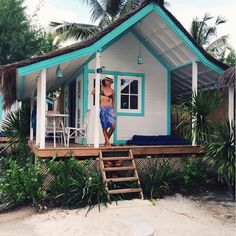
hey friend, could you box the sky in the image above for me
[23,0,236,50]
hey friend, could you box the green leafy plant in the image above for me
[141,159,180,198]
[83,168,110,215]
[0,158,43,205]
[45,158,88,207]
[175,90,222,144]
[179,158,215,193]
[204,121,235,199]
[1,103,30,141]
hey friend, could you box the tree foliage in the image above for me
[190,13,235,65]
[0,0,53,65]
[50,0,168,45]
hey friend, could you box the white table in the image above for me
[46,113,69,148]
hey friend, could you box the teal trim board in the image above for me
[18,4,154,77]
[153,5,224,74]
[0,95,2,121]
[113,73,129,145]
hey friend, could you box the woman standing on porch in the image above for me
[91,76,116,147]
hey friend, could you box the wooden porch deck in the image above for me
[28,141,203,158]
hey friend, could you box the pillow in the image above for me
[132,135,157,141]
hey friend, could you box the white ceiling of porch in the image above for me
[18,55,91,99]
[133,11,197,69]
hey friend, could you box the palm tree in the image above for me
[175,90,222,145]
[190,13,231,61]
[204,121,235,199]
[50,0,168,45]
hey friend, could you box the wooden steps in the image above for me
[106,177,138,182]
[103,166,135,171]
[99,149,143,199]
[108,188,143,195]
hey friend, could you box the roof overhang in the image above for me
[0,0,228,107]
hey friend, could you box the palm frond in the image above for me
[206,35,229,51]
[50,21,99,41]
[215,15,227,25]
[83,0,108,22]
[191,19,201,43]
[119,0,137,16]
[175,90,222,144]
[106,0,123,21]
[204,121,235,189]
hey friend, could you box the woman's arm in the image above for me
[112,90,116,119]
[91,88,95,95]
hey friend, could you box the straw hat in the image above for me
[102,76,113,83]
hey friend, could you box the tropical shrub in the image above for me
[0,158,43,205]
[204,121,235,198]
[83,168,110,214]
[1,103,30,141]
[141,159,180,198]
[175,90,222,144]
[179,158,216,194]
[45,158,88,207]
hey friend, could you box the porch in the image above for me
[28,140,202,158]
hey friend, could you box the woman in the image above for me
[91,76,116,147]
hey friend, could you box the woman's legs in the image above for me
[102,128,110,147]
[107,123,115,139]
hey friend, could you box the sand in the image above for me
[0,194,235,236]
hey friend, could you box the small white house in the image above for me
[0,0,231,149]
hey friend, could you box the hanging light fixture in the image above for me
[137,21,143,65]
[56,64,63,79]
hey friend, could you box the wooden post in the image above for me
[36,69,46,149]
[192,61,198,146]
[94,51,101,148]
[228,86,235,125]
[36,78,41,146]
[30,94,34,141]
[39,69,46,149]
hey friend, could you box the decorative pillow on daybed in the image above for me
[126,135,191,146]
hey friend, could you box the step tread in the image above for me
[103,166,135,171]
[101,157,132,161]
[108,188,142,194]
[106,177,138,182]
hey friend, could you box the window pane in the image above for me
[121,79,129,93]
[130,95,138,109]
[130,80,138,94]
[121,95,129,109]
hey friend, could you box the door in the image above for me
[69,80,76,127]
[75,75,83,143]
[88,73,115,144]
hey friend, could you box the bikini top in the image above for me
[100,89,113,99]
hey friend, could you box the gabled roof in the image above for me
[0,0,229,108]
[0,0,228,72]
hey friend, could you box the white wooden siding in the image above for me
[87,32,167,143]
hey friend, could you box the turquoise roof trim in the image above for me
[153,5,224,74]
[18,4,154,77]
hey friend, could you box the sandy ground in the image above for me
[0,194,235,236]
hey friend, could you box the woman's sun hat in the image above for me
[102,76,113,83]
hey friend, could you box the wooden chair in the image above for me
[65,109,91,147]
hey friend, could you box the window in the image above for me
[117,75,144,115]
